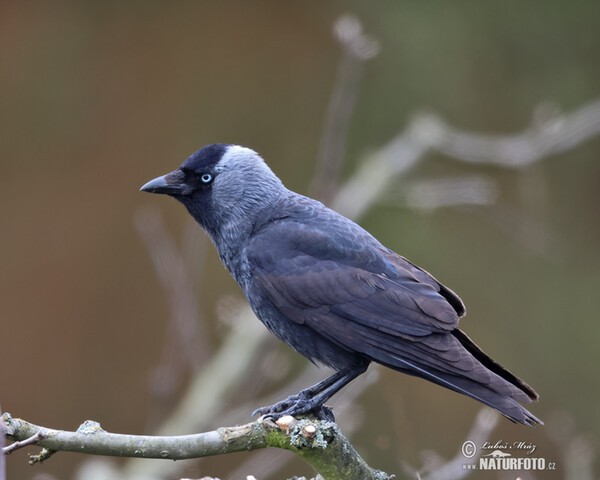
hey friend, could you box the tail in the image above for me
[450,329,542,425]
[372,329,542,426]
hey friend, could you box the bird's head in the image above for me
[141,143,285,238]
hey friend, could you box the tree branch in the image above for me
[332,98,600,219]
[2,413,388,480]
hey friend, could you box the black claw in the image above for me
[251,393,301,420]
[251,407,265,418]
[260,412,277,422]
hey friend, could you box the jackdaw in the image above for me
[141,143,541,425]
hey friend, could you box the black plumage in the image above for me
[141,144,541,425]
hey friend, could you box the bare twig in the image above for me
[333,99,600,219]
[310,14,380,204]
[400,176,499,210]
[134,207,209,427]
[2,413,389,480]
[3,431,45,455]
[134,206,208,369]
[430,99,600,167]
[331,125,430,219]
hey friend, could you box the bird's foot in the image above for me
[252,391,307,418]
[252,393,335,422]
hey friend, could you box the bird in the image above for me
[141,143,542,426]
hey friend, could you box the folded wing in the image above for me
[246,218,540,425]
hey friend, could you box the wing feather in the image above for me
[246,220,460,336]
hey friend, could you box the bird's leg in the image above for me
[252,370,348,417]
[252,365,367,421]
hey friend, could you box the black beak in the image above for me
[140,169,191,195]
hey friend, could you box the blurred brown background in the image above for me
[2,1,599,479]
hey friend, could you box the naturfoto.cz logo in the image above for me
[461,440,557,471]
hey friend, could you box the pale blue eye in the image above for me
[201,173,213,183]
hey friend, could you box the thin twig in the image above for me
[333,99,600,220]
[134,206,209,427]
[134,206,208,368]
[310,14,380,204]
[430,99,600,167]
[3,431,45,455]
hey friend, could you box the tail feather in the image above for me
[452,329,539,402]
[367,328,542,425]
